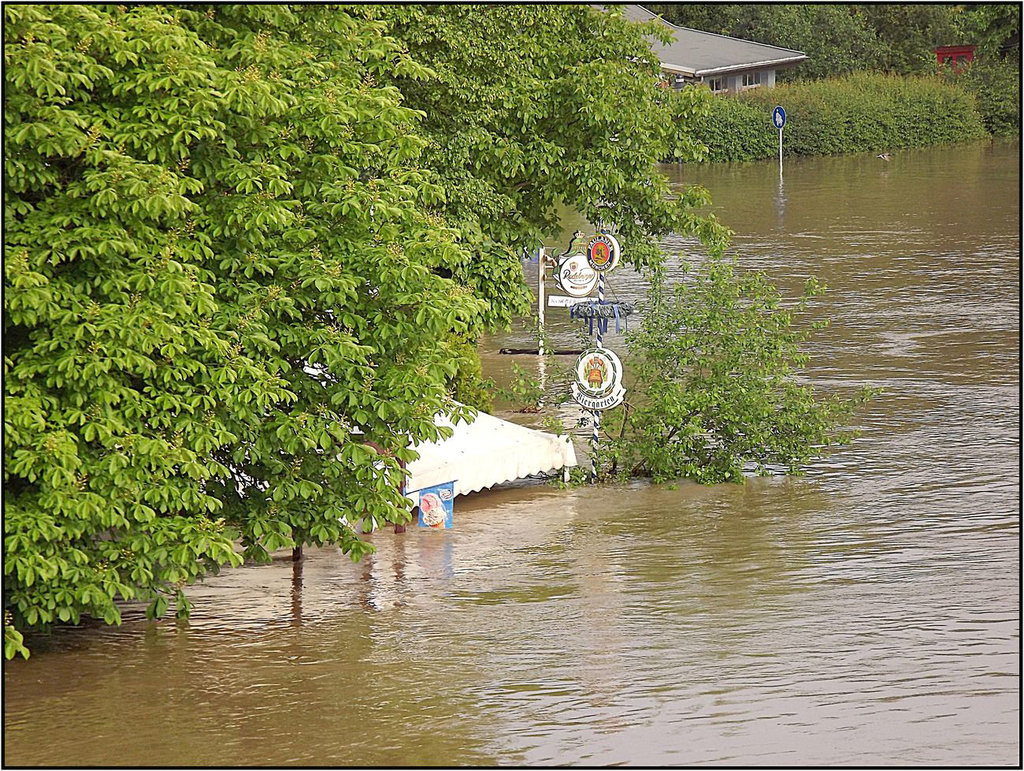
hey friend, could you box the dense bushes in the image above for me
[690,73,990,163]
[946,59,1021,137]
[689,96,777,163]
[603,266,872,485]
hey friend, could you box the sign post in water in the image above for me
[772,106,786,171]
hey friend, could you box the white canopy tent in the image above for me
[405,410,577,498]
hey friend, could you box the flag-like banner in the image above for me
[412,481,455,528]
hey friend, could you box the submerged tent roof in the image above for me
[618,4,806,77]
[406,410,577,497]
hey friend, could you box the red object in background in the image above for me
[934,45,975,71]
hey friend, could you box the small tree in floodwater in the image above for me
[599,256,875,484]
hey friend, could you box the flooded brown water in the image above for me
[4,141,1019,766]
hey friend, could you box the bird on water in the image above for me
[877,152,893,161]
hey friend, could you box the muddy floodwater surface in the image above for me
[3,141,1019,767]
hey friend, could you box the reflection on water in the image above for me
[4,142,1019,766]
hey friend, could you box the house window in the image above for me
[706,77,726,93]
[741,71,762,89]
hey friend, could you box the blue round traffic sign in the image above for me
[772,106,787,129]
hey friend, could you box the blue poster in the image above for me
[414,481,455,529]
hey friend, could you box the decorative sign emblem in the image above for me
[571,348,625,411]
[586,233,620,273]
[414,481,455,529]
[554,253,598,297]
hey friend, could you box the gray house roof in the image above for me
[618,4,807,77]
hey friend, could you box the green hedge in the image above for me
[689,72,990,163]
[945,60,1021,137]
[688,95,777,163]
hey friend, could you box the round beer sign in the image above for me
[554,253,598,297]
[586,233,620,273]
[571,347,626,411]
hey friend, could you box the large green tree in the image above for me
[4,4,484,658]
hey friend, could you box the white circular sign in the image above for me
[571,347,626,411]
[554,253,598,297]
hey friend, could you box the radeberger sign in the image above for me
[571,347,625,411]
[586,233,620,273]
[554,253,598,297]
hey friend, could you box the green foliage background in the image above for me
[944,58,1022,137]
[691,73,990,163]
[648,3,1020,79]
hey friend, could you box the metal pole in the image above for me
[778,128,783,174]
[537,247,545,357]
[537,354,547,410]
[591,271,606,484]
